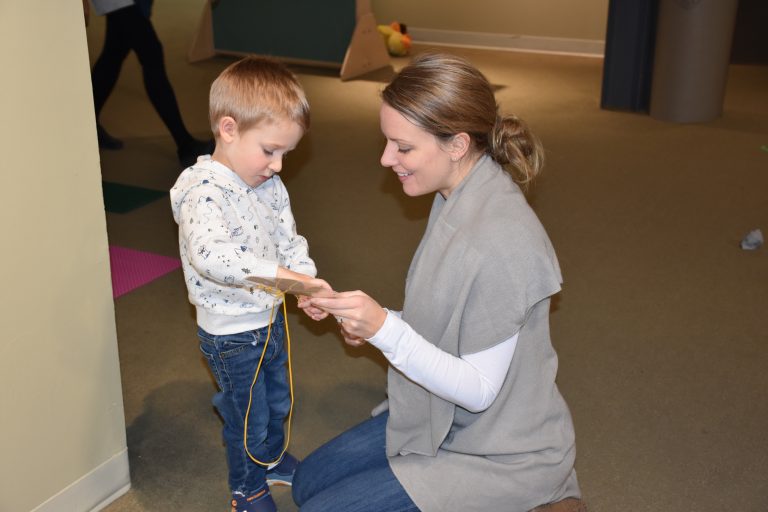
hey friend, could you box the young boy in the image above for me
[170,57,329,512]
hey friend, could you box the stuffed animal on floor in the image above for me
[377,21,412,56]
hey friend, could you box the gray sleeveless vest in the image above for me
[386,156,580,511]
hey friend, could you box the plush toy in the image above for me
[377,21,412,57]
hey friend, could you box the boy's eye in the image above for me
[263,148,274,156]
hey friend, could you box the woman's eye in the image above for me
[397,147,411,154]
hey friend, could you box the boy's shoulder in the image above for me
[170,160,242,219]
[173,159,240,195]
[171,158,289,207]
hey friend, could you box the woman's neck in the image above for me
[441,152,482,198]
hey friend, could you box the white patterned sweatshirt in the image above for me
[170,156,317,335]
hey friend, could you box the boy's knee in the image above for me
[246,428,269,450]
[271,399,291,419]
[212,391,234,419]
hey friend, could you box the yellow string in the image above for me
[242,285,294,467]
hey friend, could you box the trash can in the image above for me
[650,0,739,123]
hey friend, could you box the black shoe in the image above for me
[97,124,124,150]
[178,138,215,168]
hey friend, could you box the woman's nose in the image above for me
[380,142,397,167]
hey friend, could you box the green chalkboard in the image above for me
[211,0,357,65]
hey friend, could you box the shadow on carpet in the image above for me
[102,181,167,214]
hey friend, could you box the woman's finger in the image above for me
[310,294,363,316]
[311,290,366,305]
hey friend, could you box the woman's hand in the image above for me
[310,291,387,344]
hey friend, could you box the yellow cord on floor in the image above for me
[242,286,294,467]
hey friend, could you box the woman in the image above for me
[294,52,583,512]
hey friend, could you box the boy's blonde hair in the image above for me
[209,56,310,139]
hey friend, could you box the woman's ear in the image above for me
[448,132,471,161]
[217,116,238,143]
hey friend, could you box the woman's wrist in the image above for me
[366,309,399,351]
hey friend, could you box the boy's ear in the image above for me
[447,132,471,161]
[217,116,238,142]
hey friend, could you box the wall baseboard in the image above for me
[31,449,131,512]
[409,27,605,57]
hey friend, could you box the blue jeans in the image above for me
[198,311,290,496]
[292,412,419,512]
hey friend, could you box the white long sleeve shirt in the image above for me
[367,310,518,412]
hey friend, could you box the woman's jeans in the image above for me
[292,412,419,512]
[198,312,290,496]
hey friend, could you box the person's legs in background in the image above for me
[90,3,213,166]
[90,5,132,149]
[124,5,213,166]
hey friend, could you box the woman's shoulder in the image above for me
[466,171,549,249]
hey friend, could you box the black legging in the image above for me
[91,4,193,148]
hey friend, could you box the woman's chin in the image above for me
[402,185,424,197]
[400,180,426,197]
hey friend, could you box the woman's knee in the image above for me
[291,464,313,507]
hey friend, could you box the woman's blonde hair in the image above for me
[209,56,310,138]
[382,52,544,186]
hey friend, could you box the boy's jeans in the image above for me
[198,311,290,496]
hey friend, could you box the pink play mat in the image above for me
[109,246,181,298]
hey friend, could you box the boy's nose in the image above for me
[270,158,283,173]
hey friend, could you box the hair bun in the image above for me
[491,115,544,185]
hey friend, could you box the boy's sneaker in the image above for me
[230,487,277,512]
[266,452,299,487]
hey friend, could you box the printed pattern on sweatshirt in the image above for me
[170,157,316,316]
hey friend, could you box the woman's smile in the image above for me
[395,169,413,181]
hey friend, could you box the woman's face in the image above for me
[379,103,461,197]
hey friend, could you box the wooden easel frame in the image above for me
[187,0,390,81]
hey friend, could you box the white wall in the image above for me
[371,0,609,39]
[371,0,609,54]
[0,1,129,511]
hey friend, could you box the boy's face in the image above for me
[215,118,303,188]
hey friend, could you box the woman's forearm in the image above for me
[367,311,518,412]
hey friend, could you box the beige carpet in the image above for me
[89,2,768,511]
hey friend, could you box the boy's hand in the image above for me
[296,277,333,321]
[274,268,333,320]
